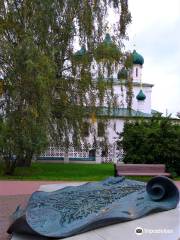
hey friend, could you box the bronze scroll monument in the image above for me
[8,176,179,239]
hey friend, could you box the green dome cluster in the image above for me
[132,50,144,65]
[136,89,146,101]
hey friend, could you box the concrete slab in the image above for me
[94,205,180,240]
[11,183,180,240]
[12,230,105,240]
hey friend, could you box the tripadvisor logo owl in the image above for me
[135,227,143,235]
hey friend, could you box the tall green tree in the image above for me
[0,0,131,173]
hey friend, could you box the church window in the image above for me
[136,68,138,77]
[113,122,116,131]
[101,146,108,157]
[89,149,96,158]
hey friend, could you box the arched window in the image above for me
[101,148,108,157]
[89,149,96,158]
[136,68,138,77]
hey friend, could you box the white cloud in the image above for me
[128,0,180,36]
[125,0,180,116]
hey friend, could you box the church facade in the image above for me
[39,48,158,163]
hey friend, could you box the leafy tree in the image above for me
[0,41,54,172]
[0,0,131,173]
[117,117,180,176]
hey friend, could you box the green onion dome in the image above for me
[132,50,144,65]
[136,89,146,101]
[117,67,128,79]
[103,33,113,44]
[73,46,91,64]
[94,33,121,62]
[74,46,86,56]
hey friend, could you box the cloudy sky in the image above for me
[124,0,180,117]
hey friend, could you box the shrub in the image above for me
[117,116,180,176]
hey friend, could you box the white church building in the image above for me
[39,43,159,164]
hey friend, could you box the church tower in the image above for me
[132,50,144,83]
[131,50,147,112]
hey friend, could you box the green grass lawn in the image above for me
[0,162,179,181]
[0,163,115,181]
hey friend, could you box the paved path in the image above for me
[0,180,84,196]
[0,194,30,240]
[0,180,180,196]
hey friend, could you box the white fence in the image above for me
[38,143,123,163]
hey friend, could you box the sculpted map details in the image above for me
[7,176,179,239]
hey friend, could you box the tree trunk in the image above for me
[24,152,33,167]
[16,157,26,167]
[4,157,16,175]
